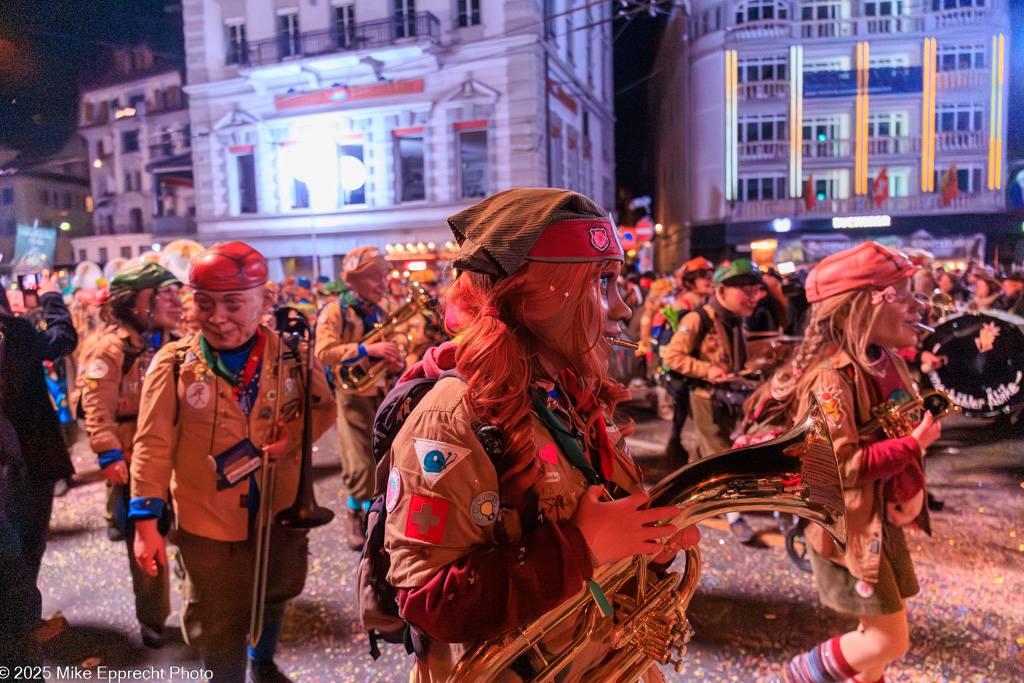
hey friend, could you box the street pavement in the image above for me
[31,394,1024,682]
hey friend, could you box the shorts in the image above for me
[808,523,919,616]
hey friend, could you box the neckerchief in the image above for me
[200,329,267,413]
[556,370,619,484]
[340,291,382,331]
[530,393,604,487]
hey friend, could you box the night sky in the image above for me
[0,0,182,157]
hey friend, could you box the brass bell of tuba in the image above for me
[336,281,432,393]
[447,394,847,682]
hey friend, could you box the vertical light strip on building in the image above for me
[862,42,869,196]
[725,50,736,201]
[995,33,1004,189]
[789,45,803,198]
[921,38,936,192]
[855,43,863,195]
[989,35,998,190]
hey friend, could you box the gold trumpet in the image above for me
[860,389,961,440]
[336,281,431,393]
[447,394,846,682]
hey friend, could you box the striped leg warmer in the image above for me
[784,636,859,683]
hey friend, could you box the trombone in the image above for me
[248,312,335,648]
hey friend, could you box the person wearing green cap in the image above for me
[76,261,182,648]
[663,259,763,544]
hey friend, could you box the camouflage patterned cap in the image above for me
[447,188,623,279]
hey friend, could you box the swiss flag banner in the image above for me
[872,167,889,208]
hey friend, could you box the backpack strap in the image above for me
[172,345,188,426]
[688,306,714,360]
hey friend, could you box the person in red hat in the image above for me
[379,189,699,681]
[750,242,942,683]
[76,262,182,647]
[129,242,335,683]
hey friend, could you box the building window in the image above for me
[735,0,788,24]
[99,247,108,263]
[122,130,140,153]
[334,3,356,47]
[235,153,258,214]
[130,208,144,233]
[129,94,145,111]
[182,125,191,148]
[932,0,985,9]
[226,22,248,65]
[936,103,983,132]
[2,188,13,204]
[458,129,488,199]
[936,44,985,71]
[738,175,787,200]
[738,56,788,82]
[292,177,310,209]
[78,249,87,262]
[338,143,367,206]
[738,114,788,142]
[395,134,425,202]
[279,11,301,58]
[867,112,907,137]
[83,101,95,123]
[801,0,840,22]
[935,166,983,192]
[868,168,908,196]
[544,0,557,39]
[121,246,132,259]
[106,215,114,234]
[457,0,480,27]
[161,131,173,157]
[395,0,417,38]
[864,0,905,15]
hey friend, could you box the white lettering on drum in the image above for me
[929,370,1022,411]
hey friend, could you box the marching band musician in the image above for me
[315,246,405,550]
[752,242,941,683]
[129,242,335,683]
[77,262,182,648]
[381,189,699,682]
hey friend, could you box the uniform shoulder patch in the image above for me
[86,358,110,379]
[470,491,499,526]
[405,495,449,544]
[412,438,471,488]
[815,380,846,429]
[385,468,402,513]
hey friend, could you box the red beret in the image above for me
[189,242,269,291]
[806,241,917,303]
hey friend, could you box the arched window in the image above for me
[735,0,789,23]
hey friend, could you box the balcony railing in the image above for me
[739,141,789,161]
[738,80,789,100]
[935,130,986,152]
[725,7,991,42]
[801,139,853,158]
[935,69,989,90]
[729,190,1005,221]
[235,12,440,67]
[866,136,921,155]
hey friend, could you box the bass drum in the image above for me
[921,312,1024,418]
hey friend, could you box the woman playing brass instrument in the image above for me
[379,189,699,681]
[749,242,942,683]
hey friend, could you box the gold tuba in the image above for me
[336,281,431,393]
[447,395,847,682]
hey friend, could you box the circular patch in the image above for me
[854,579,875,599]
[385,468,402,513]
[185,381,211,409]
[470,491,499,527]
[267,390,277,401]
[87,358,110,379]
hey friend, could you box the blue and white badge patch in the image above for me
[385,467,402,513]
[470,491,499,526]
[412,438,471,488]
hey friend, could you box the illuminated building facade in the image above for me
[75,47,196,266]
[182,0,615,280]
[654,0,1014,266]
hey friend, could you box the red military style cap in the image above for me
[189,241,269,291]
[805,241,918,303]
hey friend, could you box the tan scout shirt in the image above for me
[384,377,643,588]
[130,327,336,542]
[315,299,383,398]
[794,349,923,584]
[662,304,734,386]
[78,325,152,457]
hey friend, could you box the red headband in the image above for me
[524,218,623,263]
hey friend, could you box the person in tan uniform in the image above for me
[380,189,700,682]
[130,242,335,683]
[753,242,942,683]
[315,246,404,550]
[77,262,181,647]
[662,259,762,543]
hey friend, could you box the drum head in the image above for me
[922,314,1024,418]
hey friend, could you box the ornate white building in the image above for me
[654,0,1014,266]
[182,0,615,280]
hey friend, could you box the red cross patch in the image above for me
[405,495,449,544]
